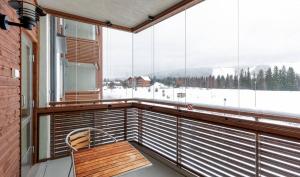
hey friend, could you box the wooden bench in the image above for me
[73,141,151,177]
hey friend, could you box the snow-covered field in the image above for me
[103,82,300,116]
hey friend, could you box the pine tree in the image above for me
[246,68,251,89]
[297,75,300,91]
[256,69,265,90]
[272,66,280,90]
[229,75,234,89]
[220,76,226,88]
[216,76,221,88]
[251,73,256,90]
[234,75,238,89]
[239,69,245,89]
[225,74,230,88]
[265,68,273,90]
[286,67,297,90]
[279,66,287,90]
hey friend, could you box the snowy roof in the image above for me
[139,76,151,81]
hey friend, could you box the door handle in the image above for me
[21,95,25,107]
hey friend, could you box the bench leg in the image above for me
[68,160,72,177]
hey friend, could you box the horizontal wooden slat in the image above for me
[74,141,90,150]
[65,37,99,64]
[71,136,90,147]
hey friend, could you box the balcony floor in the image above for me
[28,143,185,177]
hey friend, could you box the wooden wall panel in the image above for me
[64,90,101,101]
[0,0,37,176]
[0,1,21,176]
[65,37,100,64]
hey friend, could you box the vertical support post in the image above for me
[99,110,103,145]
[51,114,55,159]
[37,113,40,162]
[96,26,103,99]
[255,132,260,177]
[124,108,128,140]
[137,109,143,145]
[92,111,96,147]
[33,111,39,163]
[32,39,40,164]
[176,116,181,167]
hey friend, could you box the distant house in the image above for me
[126,76,151,87]
[126,77,135,87]
[175,78,185,87]
[137,76,151,87]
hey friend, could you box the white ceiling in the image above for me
[37,0,183,29]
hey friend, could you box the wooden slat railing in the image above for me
[36,99,300,177]
[49,98,300,124]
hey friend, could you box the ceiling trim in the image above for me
[132,0,204,33]
[43,8,133,32]
[42,0,203,33]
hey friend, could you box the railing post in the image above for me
[255,132,260,177]
[51,114,55,159]
[176,116,180,167]
[92,111,96,147]
[34,112,39,163]
[176,103,182,168]
[124,108,127,140]
[137,109,143,145]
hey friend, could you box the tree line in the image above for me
[155,66,300,91]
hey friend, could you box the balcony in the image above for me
[29,99,300,177]
[1,0,300,177]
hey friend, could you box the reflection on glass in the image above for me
[132,27,154,99]
[99,0,300,116]
[103,28,133,99]
[154,12,186,102]
[54,17,101,101]
[239,0,300,115]
[185,0,238,107]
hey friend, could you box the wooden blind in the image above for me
[65,37,99,64]
[64,90,101,101]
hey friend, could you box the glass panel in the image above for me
[64,63,97,91]
[21,33,33,177]
[239,0,300,115]
[64,19,96,40]
[132,27,154,99]
[21,120,32,177]
[186,0,239,107]
[103,28,133,99]
[39,116,51,160]
[21,36,32,117]
[21,122,29,158]
[154,12,186,102]
[54,17,101,101]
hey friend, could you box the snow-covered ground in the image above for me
[103,82,300,116]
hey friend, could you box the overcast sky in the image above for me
[103,0,300,79]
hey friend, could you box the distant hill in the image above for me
[155,68,212,78]
[154,65,272,78]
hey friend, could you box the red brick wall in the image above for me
[0,0,21,176]
[0,0,36,176]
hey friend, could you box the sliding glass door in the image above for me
[21,33,33,177]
